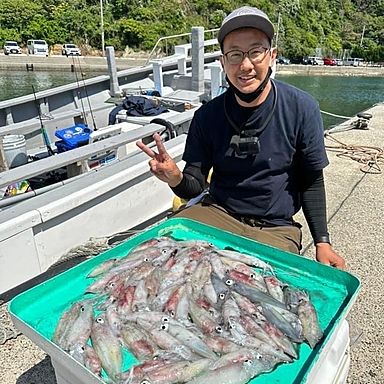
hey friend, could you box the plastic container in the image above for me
[1,134,28,168]
[8,218,361,384]
[54,124,91,152]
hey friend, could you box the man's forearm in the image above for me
[301,170,330,244]
[170,163,207,199]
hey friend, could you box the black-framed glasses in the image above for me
[224,47,270,65]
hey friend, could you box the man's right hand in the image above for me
[136,133,183,187]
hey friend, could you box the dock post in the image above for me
[152,61,164,95]
[0,141,8,172]
[106,46,122,97]
[191,27,204,93]
[208,61,223,99]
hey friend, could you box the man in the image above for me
[137,6,345,269]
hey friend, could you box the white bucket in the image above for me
[2,134,28,169]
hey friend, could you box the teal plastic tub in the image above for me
[9,218,360,384]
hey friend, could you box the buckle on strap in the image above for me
[238,216,273,228]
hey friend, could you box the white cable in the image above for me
[320,110,353,119]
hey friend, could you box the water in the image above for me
[0,71,383,129]
[0,70,107,102]
[275,74,384,128]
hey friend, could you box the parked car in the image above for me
[306,56,324,65]
[27,39,49,56]
[3,41,22,55]
[289,56,302,64]
[335,59,344,66]
[277,56,290,65]
[343,58,364,66]
[62,44,81,56]
[323,57,337,66]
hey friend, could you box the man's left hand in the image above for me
[315,243,346,269]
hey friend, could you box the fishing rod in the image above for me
[75,55,97,130]
[32,85,55,156]
[71,56,89,128]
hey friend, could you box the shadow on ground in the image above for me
[17,356,57,384]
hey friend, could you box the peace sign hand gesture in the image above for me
[136,133,183,187]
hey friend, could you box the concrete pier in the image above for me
[0,54,148,72]
[297,101,384,383]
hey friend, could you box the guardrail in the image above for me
[146,28,219,64]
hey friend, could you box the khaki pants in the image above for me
[173,203,302,254]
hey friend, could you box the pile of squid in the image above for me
[52,236,323,384]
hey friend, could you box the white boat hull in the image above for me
[0,135,186,294]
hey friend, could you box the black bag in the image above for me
[122,95,168,117]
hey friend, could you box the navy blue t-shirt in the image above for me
[182,80,329,225]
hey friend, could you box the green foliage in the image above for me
[0,0,382,61]
[0,29,21,45]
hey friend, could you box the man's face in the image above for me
[220,28,276,96]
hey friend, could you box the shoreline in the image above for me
[276,64,383,77]
[0,55,148,72]
[0,54,383,76]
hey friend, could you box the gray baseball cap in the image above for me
[218,6,275,47]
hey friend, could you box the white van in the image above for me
[343,58,364,66]
[27,39,49,56]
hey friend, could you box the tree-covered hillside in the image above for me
[0,0,383,61]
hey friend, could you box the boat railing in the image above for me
[0,109,196,190]
[146,28,219,64]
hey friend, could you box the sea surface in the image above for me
[0,70,383,129]
[0,70,107,102]
[275,74,384,128]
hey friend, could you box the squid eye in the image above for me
[250,273,256,279]
[144,257,150,262]
[215,326,223,334]
[169,310,175,318]
[141,380,152,384]
[161,316,170,323]
[225,279,234,286]
[244,359,252,366]
[219,293,226,300]
[96,317,104,324]
[80,306,85,312]
[160,323,169,331]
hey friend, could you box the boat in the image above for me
[0,27,223,295]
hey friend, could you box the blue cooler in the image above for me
[55,124,92,153]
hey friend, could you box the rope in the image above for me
[325,134,384,174]
[50,229,145,269]
[320,110,352,119]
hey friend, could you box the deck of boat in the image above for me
[0,101,383,383]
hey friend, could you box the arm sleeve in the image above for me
[301,169,331,244]
[170,163,208,199]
